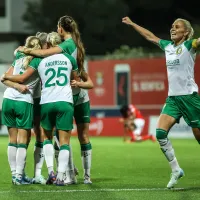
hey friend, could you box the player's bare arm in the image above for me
[18,46,62,57]
[71,71,94,89]
[3,67,35,83]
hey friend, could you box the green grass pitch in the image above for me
[0,136,200,200]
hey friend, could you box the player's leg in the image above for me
[40,103,56,184]
[54,129,78,185]
[15,128,30,185]
[55,102,74,186]
[32,98,46,184]
[1,98,18,183]
[75,102,92,184]
[15,101,33,185]
[158,98,184,189]
[7,127,18,183]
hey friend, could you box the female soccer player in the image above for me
[1,36,42,185]
[18,15,93,184]
[9,32,48,184]
[4,32,79,186]
[122,16,200,188]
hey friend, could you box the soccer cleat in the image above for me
[15,177,23,185]
[64,172,77,185]
[84,174,92,184]
[32,175,46,185]
[46,171,56,185]
[22,173,32,184]
[55,178,65,186]
[167,168,184,189]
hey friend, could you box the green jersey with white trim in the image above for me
[58,38,90,104]
[159,39,198,96]
[30,53,78,104]
[4,52,40,104]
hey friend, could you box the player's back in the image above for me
[38,53,77,104]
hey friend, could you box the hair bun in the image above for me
[36,32,41,37]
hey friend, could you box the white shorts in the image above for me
[134,118,145,135]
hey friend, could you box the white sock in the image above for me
[16,144,27,179]
[158,138,180,172]
[34,142,44,177]
[7,144,17,176]
[58,149,69,173]
[58,146,69,180]
[43,141,54,174]
[81,149,92,177]
[169,158,181,172]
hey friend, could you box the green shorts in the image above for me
[161,92,200,128]
[33,98,41,117]
[41,101,74,131]
[2,98,33,129]
[74,101,90,124]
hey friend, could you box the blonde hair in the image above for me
[174,18,194,40]
[47,32,62,47]
[36,32,48,46]
[23,36,41,70]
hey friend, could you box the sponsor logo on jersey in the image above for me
[166,59,180,66]
[176,47,182,55]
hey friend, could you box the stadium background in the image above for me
[0,0,198,138]
[1,1,200,200]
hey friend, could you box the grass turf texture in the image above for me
[0,136,200,200]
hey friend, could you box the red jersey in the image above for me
[128,104,143,119]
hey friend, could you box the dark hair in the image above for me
[58,15,85,72]
[120,105,129,118]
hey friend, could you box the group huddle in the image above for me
[1,15,93,186]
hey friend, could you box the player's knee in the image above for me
[156,128,168,140]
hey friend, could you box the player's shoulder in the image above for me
[158,39,173,50]
[62,53,76,63]
[184,39,197,51]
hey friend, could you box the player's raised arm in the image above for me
[122,16,160,45]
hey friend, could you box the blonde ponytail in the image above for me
[23,36,41,69]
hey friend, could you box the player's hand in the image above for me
[16,46,25,52]
[1,73,6,82]
[122,17,133,26]
[15,84,29,93]
[71,80,80,88]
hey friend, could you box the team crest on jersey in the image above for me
[176,47,182,55]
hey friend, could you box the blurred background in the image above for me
[0,0,200,138]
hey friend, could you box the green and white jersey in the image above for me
[58,38,77,60]
[159,39,198,96]
[29,53,78,104]
[58,38,90,103]
[4,52,40,104]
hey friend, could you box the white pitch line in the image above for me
[0,188,186,194]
